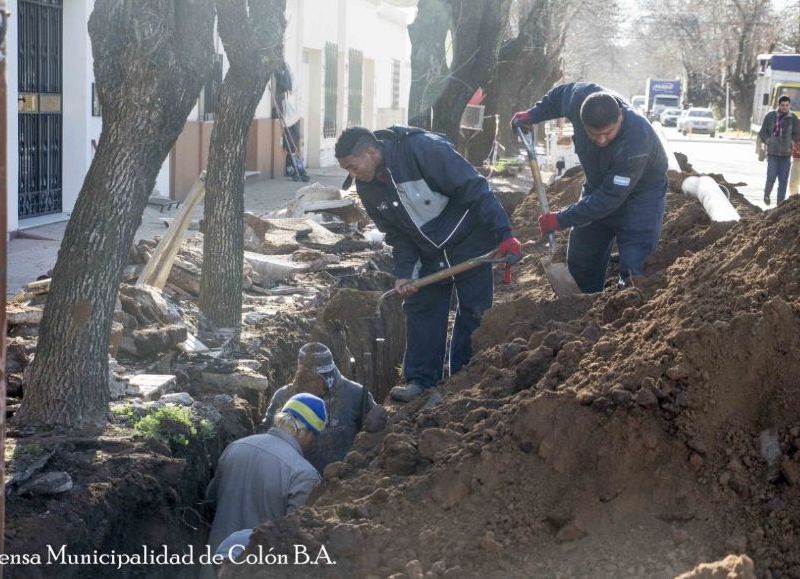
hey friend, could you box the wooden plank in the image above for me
[137,173,206,290]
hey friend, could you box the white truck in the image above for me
[751,54,800,133]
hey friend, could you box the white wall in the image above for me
[293,0,412,167]
[61,0,94,217]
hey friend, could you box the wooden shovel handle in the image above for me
[406,250,497,290]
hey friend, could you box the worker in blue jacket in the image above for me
[335,126,521,404]
[512,82,668,293]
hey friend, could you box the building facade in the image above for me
[4,0,412,234]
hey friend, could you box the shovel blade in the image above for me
[542,260,582,297]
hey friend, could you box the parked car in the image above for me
[659,107,682,127]
[677,107,716,137]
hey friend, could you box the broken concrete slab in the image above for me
[18,471,73,497]
[159,392,195,406]
[6,305,44,326]
[244,252,307,285]
[288,182,342,216]
[295,200,369,229]
[202,368,269,393]
[119,324,187,358]
[128,374,177,400]
[119,284,183,326]
[176,332,209,354]
[244,214,348,254]
[284,182,369,227]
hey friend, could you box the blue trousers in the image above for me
[566,192,666,293]
[402,263,493,388]
[765,155,791,204]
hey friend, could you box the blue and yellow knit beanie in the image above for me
[282,393,327,435]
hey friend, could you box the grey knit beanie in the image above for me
[298,342,337,375]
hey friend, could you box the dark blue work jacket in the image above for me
[527,82,668,228]
[353,126,512,279]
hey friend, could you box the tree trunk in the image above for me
[16,0,215,430]
[433,0,512,143]
[407,0,511,142]
[199,0,286,332]
[469,0,567,165]
[407,0,451,129]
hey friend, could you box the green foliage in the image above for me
[111,403,137,421]
[133,404,215,447]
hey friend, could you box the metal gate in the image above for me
[18,0,62,219]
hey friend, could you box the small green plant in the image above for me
[134,405,204,447]
[111,403,137,421]
[490,158,511,174]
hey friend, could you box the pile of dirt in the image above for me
[226,181,800,577]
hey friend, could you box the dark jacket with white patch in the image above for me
[526,82,668,228]
[353,126,513,279]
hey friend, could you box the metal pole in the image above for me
[725,82,730,133]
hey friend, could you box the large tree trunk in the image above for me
[199,0,286,332]
[433,0,512,143]
[16,0,214,430]
[407,0,511,142]
[469,0,567,164]
[407,0,451,129]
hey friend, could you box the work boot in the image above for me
[764,192,771,205]
[390,383,426,403]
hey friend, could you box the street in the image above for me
[661,126,770,210]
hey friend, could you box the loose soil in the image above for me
[224,171,800,579]
[7,166,799,579]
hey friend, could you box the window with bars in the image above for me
[348,49,363,127]
[391,59,400,110]
[200,53,224,121]
[324,42,338,138]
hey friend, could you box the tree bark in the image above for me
[16,0,215,430]
[199,0,286,332]
[407,0,451,129]
[407,0,511,142]
[469,0,567,164]
[433,0,512,143]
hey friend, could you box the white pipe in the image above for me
[681,176,740,222]
[651,122,740,222]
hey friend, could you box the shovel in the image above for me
[516,126,581,297]
[373,249,511,319]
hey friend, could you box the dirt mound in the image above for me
[225,183,800,577]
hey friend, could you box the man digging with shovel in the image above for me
[512,83,668,293]
[335,126,521,405]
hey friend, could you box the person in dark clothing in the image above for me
[511,82,669,293]
[758,95,799,206]
[259,343,383,474]
[335,126,521,404]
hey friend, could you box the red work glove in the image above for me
[497,236,522,264]
[510,110,534,132]
[538,212,560,237]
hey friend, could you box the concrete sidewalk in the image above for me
[7,166,346,295]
